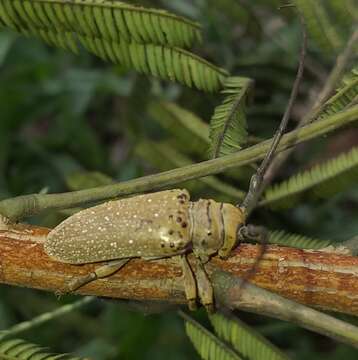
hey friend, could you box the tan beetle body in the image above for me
[45,189,245,264]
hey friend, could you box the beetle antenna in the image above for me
[240,18,307,217]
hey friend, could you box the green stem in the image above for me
[0,105,357,221]
[0,297,94,341]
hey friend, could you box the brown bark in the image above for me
[0,223,357,316]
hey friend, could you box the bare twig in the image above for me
[241,17,307,215]
[257,29,358,197]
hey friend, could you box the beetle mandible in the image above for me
[44,189,246,311]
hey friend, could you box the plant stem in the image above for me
[0,105,357,221]
[0,297,94,341]
[212,271,358,349]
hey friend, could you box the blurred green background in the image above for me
[0,0,357,359]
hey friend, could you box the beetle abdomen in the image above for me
[45,189,191,264]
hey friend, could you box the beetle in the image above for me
[45,188,246,311]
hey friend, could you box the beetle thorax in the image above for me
[189,199,245,262]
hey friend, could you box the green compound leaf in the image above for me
[266,230,333,250]
[315,66,358,120]
[182,312,243,360]
[294,0,345,54]
[0,338,85,360]
[209,313,290,360]
[0,0,202,48]
[0,0,227,92]
[209,76,253,158]
[261,146,358,209]
[82,38,227,92]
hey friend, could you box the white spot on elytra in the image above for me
[129,240,133,244]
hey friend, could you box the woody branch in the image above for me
[1,223,357,317]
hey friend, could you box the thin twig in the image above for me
[0,297,94,341]
[240,18,307,215]
[256,28,358,197]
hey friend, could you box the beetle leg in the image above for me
[193,258,214,313]
[61,258,130,295]
[180,254,197,311]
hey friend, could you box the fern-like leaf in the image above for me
[209,76,253,158]
[1,26,227,92]
[181,311,242,360]
[0,0,202,48]
[209,313,290,360]
[262,146,358,209]
[316,66,358,120]
[0,0,227,91]
[0,338,85,359]
[294,0,344,54]
[267,230,333,249]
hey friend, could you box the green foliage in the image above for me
[209,77,253,158]
[183,313,242,360]
[0,0,202,48]
[294,0,350,54]
[327,0,358,30]
[209,313,289,360]
[206,0,262,38]
[0,338,85,360]
[1,0,358,359]
[0,0,227,92]
[77,38,228,91]
[267,230,333,249]
[148,101,210,156]
[316,66,358,120]
[262,146,358,209]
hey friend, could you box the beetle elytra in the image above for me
[45,189,246,310]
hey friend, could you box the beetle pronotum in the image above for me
[45,189,246,311]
